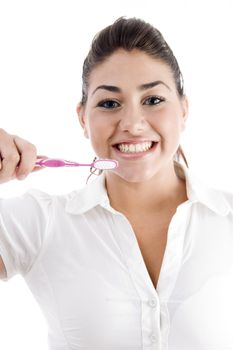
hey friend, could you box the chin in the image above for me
[112,169,157,183]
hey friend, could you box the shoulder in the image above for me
[0,188,79,218]
[190,179,233,217]
[219,188,233,210]
[209,186,233,217]
[25,188,79,210]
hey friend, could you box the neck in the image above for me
[105,161,188,215]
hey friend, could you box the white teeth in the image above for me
[117,141,153,153]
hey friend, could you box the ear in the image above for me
[180,95,189,131]
[76,103,89,139]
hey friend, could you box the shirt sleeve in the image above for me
[0,189,52,282]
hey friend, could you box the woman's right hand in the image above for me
[0,128,47,184]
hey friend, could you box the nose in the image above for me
[118,106,147,134]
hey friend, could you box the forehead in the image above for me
[88,49,175,91]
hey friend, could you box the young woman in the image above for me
[1,16,233,350]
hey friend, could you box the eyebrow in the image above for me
[91,80,171,96]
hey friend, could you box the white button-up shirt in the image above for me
[1,160,233,350]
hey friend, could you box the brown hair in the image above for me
[80,16,188,169]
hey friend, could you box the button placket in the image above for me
[150,333,157,343]
[148,298,157,308]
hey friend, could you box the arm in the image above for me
[0,128,47,281]
[0,255,6,279]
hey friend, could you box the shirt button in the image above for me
[148,299,157,308]
[150,334,157,343]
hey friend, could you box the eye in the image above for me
[96,95,165,109]
[97,99,120,109]
[143,95,165,105]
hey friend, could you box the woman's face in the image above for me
[77,49,188,183]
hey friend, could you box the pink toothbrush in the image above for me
[35,158,118,170]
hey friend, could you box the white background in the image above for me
[0,0,233,348]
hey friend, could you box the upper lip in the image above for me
[112,139,159,146]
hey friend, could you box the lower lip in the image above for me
[112,142,159,159]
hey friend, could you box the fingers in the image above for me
[13,135,37,179]
[0,129,21,183]
[0,128,47,184]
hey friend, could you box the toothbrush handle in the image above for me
[35,158,80,167]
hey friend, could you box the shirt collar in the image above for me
[65,160,231,216]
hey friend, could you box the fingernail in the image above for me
[18,174,27,180]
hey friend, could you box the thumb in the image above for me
[31,155,50,173]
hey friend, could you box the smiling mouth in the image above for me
[113,141,157,152]
[112,141,159,158]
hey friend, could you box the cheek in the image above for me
[153,108,182,152]
[87,118,112,153]
[88,115,115,137]
[152,109,180,135]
